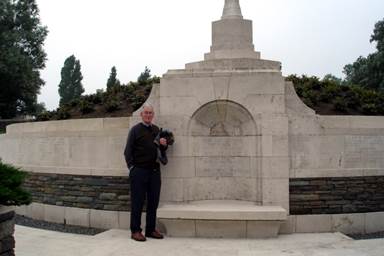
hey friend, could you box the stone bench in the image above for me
[157,200,287,238]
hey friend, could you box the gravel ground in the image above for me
[347,231,384,240]
[15,215,106,236]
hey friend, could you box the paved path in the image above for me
[15,225,384,256]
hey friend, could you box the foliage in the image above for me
[0,0,48,118]
[79,101,94,114]
[36,74,159,121]
[106,66,121,91]
[137,66,151,84]
[343,18,384,91]
[0,159,31,206]
[287,74,384,115]
[58,55,84,106]
[104,97,120,112]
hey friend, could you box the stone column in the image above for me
[0,206,15,256]
[205,0,260,60]
[222,0,243,19]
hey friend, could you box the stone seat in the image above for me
[157,200,287,238]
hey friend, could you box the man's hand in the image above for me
[159,138,167,146]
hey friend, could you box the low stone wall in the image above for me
[0,119,31,133]
[0,208,15,256]
[23,173,130,211]
[290,176,384,215]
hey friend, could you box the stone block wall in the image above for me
[0,210,15,256]
[290,176,384,215]
[23,173,130,211]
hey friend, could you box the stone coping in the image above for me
[0,206,15,215]
[5,117,130,134]
[16,165,128,177]
[291,168,384,178]
[318,116,384,129]
[158,200,287,221]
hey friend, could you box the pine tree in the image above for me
[106,66,120,90]
[58,55,84,105]
[137,66,151,84]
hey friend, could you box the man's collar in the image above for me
[141,122,152,127]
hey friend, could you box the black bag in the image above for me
[154,128,175,165]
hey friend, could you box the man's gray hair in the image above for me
[141,103,154,112]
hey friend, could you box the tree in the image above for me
[106,66,120,90]
[0,0,48,119]
[344,18,384,91]
[137,66,151,84]
[58,55,84,105]
[371,18,384,52]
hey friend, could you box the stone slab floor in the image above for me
[15,225,384,256]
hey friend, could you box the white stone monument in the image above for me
[138,0,289,238]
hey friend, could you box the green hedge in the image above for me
[287,75,384,115]
[36,76,158,121]
[0,160,31,206]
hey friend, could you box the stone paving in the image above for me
[15,225,384,256]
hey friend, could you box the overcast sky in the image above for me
[36,0,384,110]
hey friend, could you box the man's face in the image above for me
[140,106,154,125]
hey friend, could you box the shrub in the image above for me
[79,100,95,114]
[105,99,120,112]
[36,111,54,121]
[361,103,378,115]
[333,97,348,112]
[0,160,31,206]
[57,108,70,120]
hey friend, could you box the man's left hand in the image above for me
[159,138,167,146]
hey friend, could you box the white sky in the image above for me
[36,0,384,110]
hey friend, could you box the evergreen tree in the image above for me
[0,0,48,118]
[58,55,84,105]
[137,66,151,84]
[344,18,384,91]
[106,66,120,90]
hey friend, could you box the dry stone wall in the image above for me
[290,176,384,215]
[23,173,130,211]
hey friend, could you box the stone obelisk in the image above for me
[204,0,260,60]
[222,0,243,19]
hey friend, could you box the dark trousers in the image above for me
[129,167,161,233]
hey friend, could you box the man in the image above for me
[124,103,167,242]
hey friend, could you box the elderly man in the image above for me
[124,103,167,242]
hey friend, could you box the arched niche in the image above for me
[186,100,261,203]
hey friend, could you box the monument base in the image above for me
[157,200,287,238]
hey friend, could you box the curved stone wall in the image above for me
[0,117,130,177]
[1,114,384,234]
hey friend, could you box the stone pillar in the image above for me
[222,0,243,19]
[204,0,260,60]
[0,206,15,256]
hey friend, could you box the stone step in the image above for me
[157,200,287,238]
